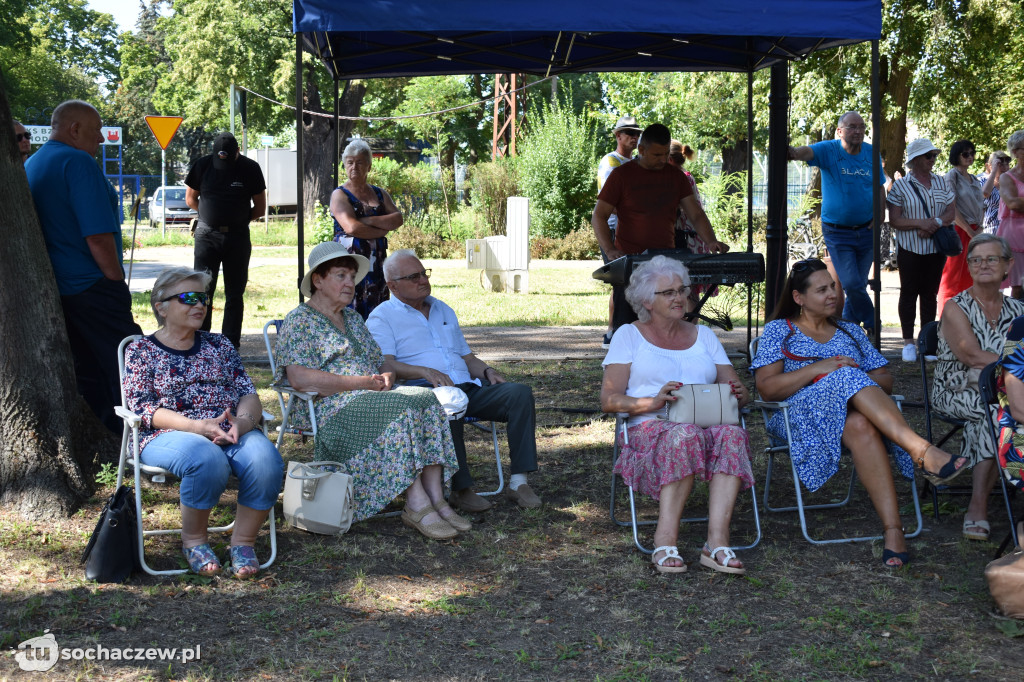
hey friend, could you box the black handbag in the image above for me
[907,180,962,257]
[81,485,141,583]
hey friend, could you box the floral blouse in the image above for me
[273,303,385,428]
[123,332,257,450]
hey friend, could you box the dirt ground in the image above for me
[3,355,1024,681]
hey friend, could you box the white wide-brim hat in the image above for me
[300,242,371,298]
[906,138,940,164]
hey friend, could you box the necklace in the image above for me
[970,288,1002,331]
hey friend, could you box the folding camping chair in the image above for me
[116,335,277,576]
[263,318,506,498]
[749,337,923,545]
[916,321,972,519]
[609,413,762,555]
[976,361,1021,553]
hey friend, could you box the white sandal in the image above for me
[962,518,990,541]
[699,543,746,575]
[651,545,687,574]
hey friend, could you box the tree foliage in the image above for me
[517,94,598,238]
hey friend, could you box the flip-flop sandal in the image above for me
[228,545,260,579]
[182,543,221,576]
[699,543,746,575]
[962,518,991,541]
[651,545,687,574]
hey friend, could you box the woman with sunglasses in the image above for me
[122,267,284,577]
[601,256,753,575]
[887,138,956,362]
[937,140,985,313]
[752,259,967,567]
[275,243,462,540]
[997,130,1024,299]
[932,234,1022,541]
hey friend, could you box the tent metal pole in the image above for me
[747,68,755,353]
[764,62,789,317]
[871,39,882,348]
[296,36,305,302]
[333,79,340,189]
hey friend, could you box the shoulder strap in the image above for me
[906,179,934,219]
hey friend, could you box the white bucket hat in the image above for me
[906,138,940,164]
[300,242,370,298]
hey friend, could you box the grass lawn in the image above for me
[131,260,612,334]
[3,358,1024,680]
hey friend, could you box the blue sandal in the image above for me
[182,544,221,575]
[229,545,260,579]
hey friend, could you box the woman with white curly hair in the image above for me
[600,255,753,575]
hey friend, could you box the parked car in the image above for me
[148,186,196,228]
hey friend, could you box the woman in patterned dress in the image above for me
[997,130,1024,299]
[752,259,967,567]
[274,243,463,540]
[601,256,753,575]
[329,138,403,319]
[932,234,1024,541]
[123,267,284,578]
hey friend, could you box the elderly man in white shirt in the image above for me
[366,250,542,512]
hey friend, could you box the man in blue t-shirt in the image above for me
[789,111,885,333]
[25,100,142,434]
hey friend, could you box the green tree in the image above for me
[393,75,490,169]
[517,94,598,238]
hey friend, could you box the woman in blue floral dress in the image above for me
[275,243,463,540]
[752,259,968,567]
[329,138,403,319]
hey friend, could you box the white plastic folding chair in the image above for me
[262,319,505,502]
[749,336,923,545]
[609,412,762,555]
[116,335,277,576]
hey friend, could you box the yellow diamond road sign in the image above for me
[145,115,184,150]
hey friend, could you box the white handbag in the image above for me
[666,384,739,428]
[283,461,356,535]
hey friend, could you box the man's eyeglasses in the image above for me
[14,132,30,142]
[654,285,692,299]
[161,291,209,306]
[842,125,867,132]
[393,269,431,283]
[967,256,1008,266]
[617,130,640,138]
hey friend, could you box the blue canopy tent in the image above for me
[291,0,884,333]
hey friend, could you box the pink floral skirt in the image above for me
[616,420,754,500]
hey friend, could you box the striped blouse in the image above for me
[887,172,955,255]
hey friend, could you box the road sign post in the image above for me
[144,116,184,236]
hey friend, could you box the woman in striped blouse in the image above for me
[887,138,956,362]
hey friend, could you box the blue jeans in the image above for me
[140,430,283,510]
[822,224,875,329]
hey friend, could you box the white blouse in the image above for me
[602,323,729,427]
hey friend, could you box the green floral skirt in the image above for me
[314,386,457,520]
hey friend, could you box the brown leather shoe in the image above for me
[506,483,542,509]
[449,488,493,513]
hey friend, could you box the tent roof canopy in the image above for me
[294,0,882,79]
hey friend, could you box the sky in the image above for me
[88,0,142,33]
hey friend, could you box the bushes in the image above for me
[469,157,519,236]
[388,225,464,259]
[517,96,598,239]
[530,227,600,260]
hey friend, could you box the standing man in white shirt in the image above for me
[367,250,542,512]
[597,115,641,348]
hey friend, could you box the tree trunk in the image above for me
[879,51,913,180]
[719,138,748,197]
[301,68,365,215]
[0,87,117,519]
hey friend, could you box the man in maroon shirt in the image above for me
[592,123,726,260]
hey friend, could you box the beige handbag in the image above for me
[283,461,355,535]
[666,384,739,428]
[985,548,1024,618]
